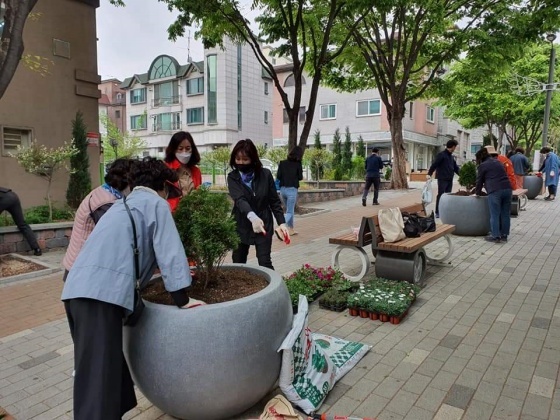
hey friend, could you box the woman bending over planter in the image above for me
[61,158,204,420]
[228,139,290,270]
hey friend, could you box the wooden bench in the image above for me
[511,188,528,215]
[329,203,455,285]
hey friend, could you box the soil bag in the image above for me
[278,295,370,414]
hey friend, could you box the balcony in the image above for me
[152,96,181,107]
[152,122,182,132]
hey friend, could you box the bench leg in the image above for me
[425,234,454,266]
[331,245,370,282]
[519,194,528,210]
[511,196,520,216]
[375,249,427,287]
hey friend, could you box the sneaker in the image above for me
[484,236,501,243]
[500,235,508,242]
[33,248,42,256]
[372,201,380,205]
[544,196,551,201]
[361,198,366,207]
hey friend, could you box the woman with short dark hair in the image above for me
[164,131,202,212]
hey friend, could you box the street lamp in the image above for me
[109,138,118,159]
[542,33,557,148]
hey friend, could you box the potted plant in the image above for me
[439,161,491,236]
[123,187,293,420]
[318,289,349,312]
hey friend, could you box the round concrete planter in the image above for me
[523,175,543,199]
[439,193,490,236]
[123,264,293,420]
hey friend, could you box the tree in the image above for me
[265,146,288,167]
[0,0,39,99]
[205,147,231,185]
[66,111,91,209]
[160,0,369,151]
[331,128,342,179]
[12,140,77,221]
[356,135,365,158]
[342,126,353,177]
[313,129,322,149]
[305,147,332,187]
[100,114,147,162]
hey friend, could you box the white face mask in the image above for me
[176,153,191,164]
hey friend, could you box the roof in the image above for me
[98,93,111,105]
[119,57,206,89]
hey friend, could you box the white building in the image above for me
[119,39,273,156]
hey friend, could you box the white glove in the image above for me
[426,175,431,180]
[550,171,555,177]
[247,212,266,234]
[182,298,206,309]
[275,224,291,244]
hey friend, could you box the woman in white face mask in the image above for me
[163,131,202,212]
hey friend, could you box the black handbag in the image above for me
[123,196,144,327]
[419,211,436,232]
[402,213,421,238]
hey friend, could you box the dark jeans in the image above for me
[362,176,381,203]
[435,179,454,214]
[0,190,40,250]
[232,240,274,270]
[487,189,512,239]
[548,184,557,196]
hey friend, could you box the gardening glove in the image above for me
[247,212,266,234]
[182,298,206,309]
[275,224,291,244]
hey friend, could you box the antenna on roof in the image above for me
[187,30,192,63]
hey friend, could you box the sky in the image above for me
[96,0,205,81]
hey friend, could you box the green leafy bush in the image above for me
[283,264,350,306]
[0,205,74,226]
[174,187,240,289]
[348,277,420,316]
[384,167,392,181]
[458,161,477,191]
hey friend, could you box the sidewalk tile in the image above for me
[529,375,555,398]
[433,403,463,420]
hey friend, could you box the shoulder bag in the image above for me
[378,207,406,243]
[122,196,145,327]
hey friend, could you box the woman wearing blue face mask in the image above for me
[164,131,202,212]
[227,139,289,270]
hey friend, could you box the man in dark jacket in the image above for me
[0,187,42,255]
[509,147,530,189]
[361,148,384,206]
[427,139,460,217]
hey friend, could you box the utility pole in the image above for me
[542,33,557,148]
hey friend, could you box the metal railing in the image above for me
[152,96,181,107]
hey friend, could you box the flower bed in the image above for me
[283,264,354,313]
[347,278,420,324]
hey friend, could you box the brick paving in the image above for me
[1,182,560,419]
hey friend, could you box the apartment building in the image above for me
[98,78,127,137]
[119,39,273,157]
[0,0,101,207]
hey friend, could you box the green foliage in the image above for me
[203,147,231,185]
[332,128,342,170]
[174,187,240,289]
[256,144,268,159]
[458,161,477,191]
[356,135,366,158]
[100,113,147,162]
[0,205,74,227]
[319,289,350,307]
[66,111,91,209]
[352,156,366,180]
[12,140,78,222]
[347,278,419,316]
[384,167,392,181]
[341,126,353,177]
[283,264,349,306]
[483,133,497,148]
[306,147,332,186]
[265,146,288,167]
[313,129,322,149]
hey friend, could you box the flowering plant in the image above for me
[284,264,351,307]
[348,278,419,317]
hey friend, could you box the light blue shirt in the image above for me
[61,188,191,312]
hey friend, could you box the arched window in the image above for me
[283,74,306,87]
[149,55,178,80]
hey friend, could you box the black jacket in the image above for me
[277,159,303,188]
[365,153,384,178]
[227,168,285,245]
[428,150,459,180]
[476,157,512,195]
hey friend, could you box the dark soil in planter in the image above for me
[452,189,487,197]
[142,268,268,305]
[0,255,47,277]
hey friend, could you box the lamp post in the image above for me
[109,138,118,159]
[542,33,556,148]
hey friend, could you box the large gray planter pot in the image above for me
[523,175,543,199]
[439,193,490,236]
[123,264,293,420]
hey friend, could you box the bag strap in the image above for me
[123,196,140,284]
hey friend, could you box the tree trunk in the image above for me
[287,111,298,152]
[46,178,53,222]
[388,110,408,190]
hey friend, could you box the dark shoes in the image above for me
[484,236,501,243]
[33,248,42,256]
[372,202,380,205]
[435,213,440,219]
[362,198,366,207]
[500,236,508,242]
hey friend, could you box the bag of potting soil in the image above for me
[278,295,370,414]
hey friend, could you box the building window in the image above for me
[115,110,121,119]
[282,107,306,124]
[426,106,435,123]
[130,88,146,104]
[149,55,177,80]
[356,99,381,117]
[409,102,414,119]
[320,104,337,120]
[264,82,269,95]
[153,112,181,131]
[186,107,204,125]
[264,111,269,124]
[116,93,122,101]
[186,77,204,95]
[2,127,32,155]
[153,81,179,106]
[130,115,147,130]
[207,54,217,124]
[283,74,306,87]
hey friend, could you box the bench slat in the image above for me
[377,224,455,252]
[512,188,528,196]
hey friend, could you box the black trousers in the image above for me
[232,239,274,270]
[362,177,381,203]
[0,190,39,250]
[64,298,137,420]
[435,179,453,214]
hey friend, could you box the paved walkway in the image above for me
[1,183,560,419]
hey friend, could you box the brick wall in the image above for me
[0,223,72,255]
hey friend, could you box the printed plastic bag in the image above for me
[278,296,370,414]
[421,178,433,205]
[378,207,406,243]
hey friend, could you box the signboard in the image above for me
[86,132,99,147]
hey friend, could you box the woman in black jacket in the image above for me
[276,146,303,236]
[228,139,289,269]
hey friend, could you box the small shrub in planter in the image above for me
[458,161,477,193]
[318,289,349,312]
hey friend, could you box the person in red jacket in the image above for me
[163,131,202,212]
[485,146,517,190]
